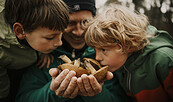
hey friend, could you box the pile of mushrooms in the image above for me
[58,55,108,82]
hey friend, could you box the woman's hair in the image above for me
[4,0,69,32]
[84,4,150,53]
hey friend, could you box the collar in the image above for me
[62,38,88,58]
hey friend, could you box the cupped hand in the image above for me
[77,71,113,96]
[49,69,79,98]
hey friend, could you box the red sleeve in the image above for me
[164,68,173,102]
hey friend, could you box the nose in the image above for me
[53,35,63,47]
[95,50,102,61]
[96,54,102,61]
[72,23,84,36]
[53,40,62,47]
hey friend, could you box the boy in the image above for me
[84,5,173,102]
[0,0,69,101]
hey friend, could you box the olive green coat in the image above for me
[0,0,37,98]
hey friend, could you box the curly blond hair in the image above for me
[84,4,150,53]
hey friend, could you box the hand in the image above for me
[104,71,114,81]
[77,71,113,96]
[49,69,79,98]
[77,74,102,96]
[36,53,54,68]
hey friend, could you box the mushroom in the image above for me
[58,55,108,82]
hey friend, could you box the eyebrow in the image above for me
[45,32,62,37]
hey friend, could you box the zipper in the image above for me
[72,49,75,58]
[123,65,131,92]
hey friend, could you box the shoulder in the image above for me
[149,47,173,67]
[149,47,173,80]
[0,46,11,66]
[0,0,5,12]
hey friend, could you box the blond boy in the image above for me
[85,5,173,102]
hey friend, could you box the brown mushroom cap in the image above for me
[91,66,108,82]
[58,64,89,77]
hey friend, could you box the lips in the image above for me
[70,36,84,44]
[72,36,83,41]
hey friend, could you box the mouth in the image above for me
[70,36,84,43]
[70,33,84,40]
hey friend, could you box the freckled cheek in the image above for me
[107,58,116,66]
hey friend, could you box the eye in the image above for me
[101,48,106,52]
[69,21,77,26]
[45,37,54,40]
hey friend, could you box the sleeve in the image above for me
[155,47,173,101]
[81,74,129,102]
[0,66,10,98]
[15,66,70,102]
[16,63,129,102]
[165,68,173,101]
[15,65,94,102]
[0,47,10,98]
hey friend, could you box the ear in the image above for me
[128,48,135,54]
[13,23,25,39]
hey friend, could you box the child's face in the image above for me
[25,27,62,54]
[95,45,128,72]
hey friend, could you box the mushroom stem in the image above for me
[84,60,96,74]
[74,59,80,67]
[59,55,72,63]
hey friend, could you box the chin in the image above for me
[108,67,119,72]
[71,44,85,49]
[41,50,53,54]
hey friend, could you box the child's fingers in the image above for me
[36,55,43,66]
[46,56,51,68]
[39,55,48,68]
[51,54,54,63]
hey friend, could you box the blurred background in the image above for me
[96,0,173,37]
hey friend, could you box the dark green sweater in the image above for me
[16,46,128,102]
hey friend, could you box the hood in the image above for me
[124,26,173,70]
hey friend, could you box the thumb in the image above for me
[49,68,59,77]
[106,71,113,80]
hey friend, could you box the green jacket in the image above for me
[0,0,37,98]
[115,26,173,102]
[16,46,129,102]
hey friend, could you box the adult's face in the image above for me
[63,10,93,49]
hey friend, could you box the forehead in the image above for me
[30,27,60,36]
[69,10,93,21]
